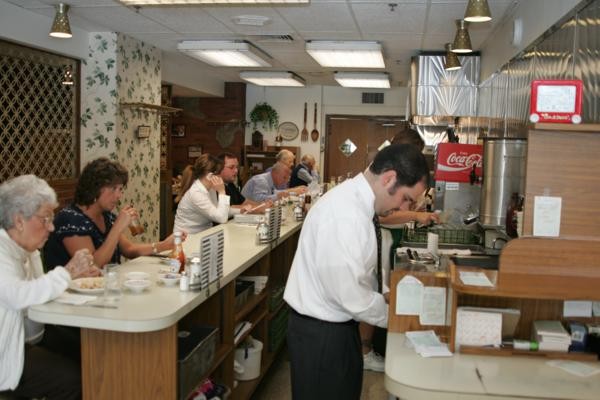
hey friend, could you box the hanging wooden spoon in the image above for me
[311,102,319,142]
[301,102,308,142]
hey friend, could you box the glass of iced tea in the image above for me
[129,216,144,236]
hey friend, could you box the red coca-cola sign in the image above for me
[435,143,483,183]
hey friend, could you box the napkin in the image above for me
[54,292,98,305]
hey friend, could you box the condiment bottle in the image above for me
[171,231,185,273]
[303,194,312,214]
[256,217,269,244]
[294,201,304,221]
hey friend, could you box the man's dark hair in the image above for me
[391,128,425,151]
[75,157,129,206]
[217,152,238,162]
[369,144,429,190]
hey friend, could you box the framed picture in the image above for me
[136,125,151,139]
[188,145,203,158]
[172,124,186,137]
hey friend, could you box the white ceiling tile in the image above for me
[139,7,232,34]
[352,3,428,34]
[277,3,357,33]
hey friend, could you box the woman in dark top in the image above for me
[44,158,179,269]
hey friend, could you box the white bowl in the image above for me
[126,271,150,281]
[124,279,151,293]
[159,273,181,287]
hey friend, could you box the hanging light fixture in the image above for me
[464,0,492,22]
[62,65,74,85]
[444,43,461,71]
[50,3,72,38]
[452,19,472,53]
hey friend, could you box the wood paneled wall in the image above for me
[171,83,246,173]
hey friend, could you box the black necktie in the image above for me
[373,215,382,293]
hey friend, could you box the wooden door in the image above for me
[325,116,402,182]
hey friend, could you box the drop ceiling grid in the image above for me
[275,3,358,33]
[139,7,234,34]
[351,3,428,35]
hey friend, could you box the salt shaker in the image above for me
[179,272,190,292]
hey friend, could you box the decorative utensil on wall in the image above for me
[301,102,309,142]
[311,103,319,142]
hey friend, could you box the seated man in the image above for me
[266,149,295,189]
[289,154,317,187]
[217,152,271,213]
[242,162,303,202]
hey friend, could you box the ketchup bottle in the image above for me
[170,231,185,273]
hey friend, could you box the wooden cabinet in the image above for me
[177,230,299,400]
[242,145,300,185]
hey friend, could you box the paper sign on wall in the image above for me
[533,196,562,237]
[395,275,423,316]
[419,286,446,326]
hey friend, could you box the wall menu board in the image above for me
[529,79,583,124]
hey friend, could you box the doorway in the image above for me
[324,115,407,182]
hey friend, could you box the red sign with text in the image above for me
[435,143,483,183]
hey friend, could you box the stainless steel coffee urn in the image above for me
[479,138,527,249]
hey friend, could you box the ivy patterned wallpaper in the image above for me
[81,32,162,242]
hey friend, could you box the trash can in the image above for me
[234,338,263,381]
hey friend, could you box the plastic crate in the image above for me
[178,325,219,400]
[404,226,479,245]
[268,306,289,352]
[234,280,254,310]
[268,285,285,312]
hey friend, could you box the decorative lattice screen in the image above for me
[0,40,78,181]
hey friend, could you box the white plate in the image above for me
[126,271,150,280]
[69,277,104,294]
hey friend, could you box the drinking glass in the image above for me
[103,263,122,303]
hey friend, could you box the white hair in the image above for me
[0,175,57,229]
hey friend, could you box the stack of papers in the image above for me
[459,271,494,287]
[405,330,453,358]
[237,276,268,294]
[533,320,571,352]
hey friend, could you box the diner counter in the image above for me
[385,333,600,400]
[29,218,302,333]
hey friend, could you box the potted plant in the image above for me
[249,102,279,130]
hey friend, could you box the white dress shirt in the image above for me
[284,173,388,328]
[174,180,232,234]
[0,229,71,390]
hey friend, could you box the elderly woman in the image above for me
[43,157,177,269]
[174,154,241,234]
[0,174,98,398]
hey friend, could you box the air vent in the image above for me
[248,34,294,43]
[362,92,384,104]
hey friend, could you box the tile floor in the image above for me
[251,350,389,400]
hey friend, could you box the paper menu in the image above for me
[459,271,494,287]
[547,360,600,378]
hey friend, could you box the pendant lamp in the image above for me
[49,3,72,38]
[464,0,492,23]
[444,44,461,71]
[452,19,472,53]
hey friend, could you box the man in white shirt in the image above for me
[284,144,429,400]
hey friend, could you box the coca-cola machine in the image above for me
[433,143,483,226]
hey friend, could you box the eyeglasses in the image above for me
[34,214,54,227]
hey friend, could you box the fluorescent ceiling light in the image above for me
[306,41,385,68]
[177,41,271,67]
[240,71,305,87]
[120,0,308,4]
[334,72,390,88]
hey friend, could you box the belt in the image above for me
[290,308,357,326]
